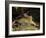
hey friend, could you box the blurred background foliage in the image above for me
[12,7,40,22]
